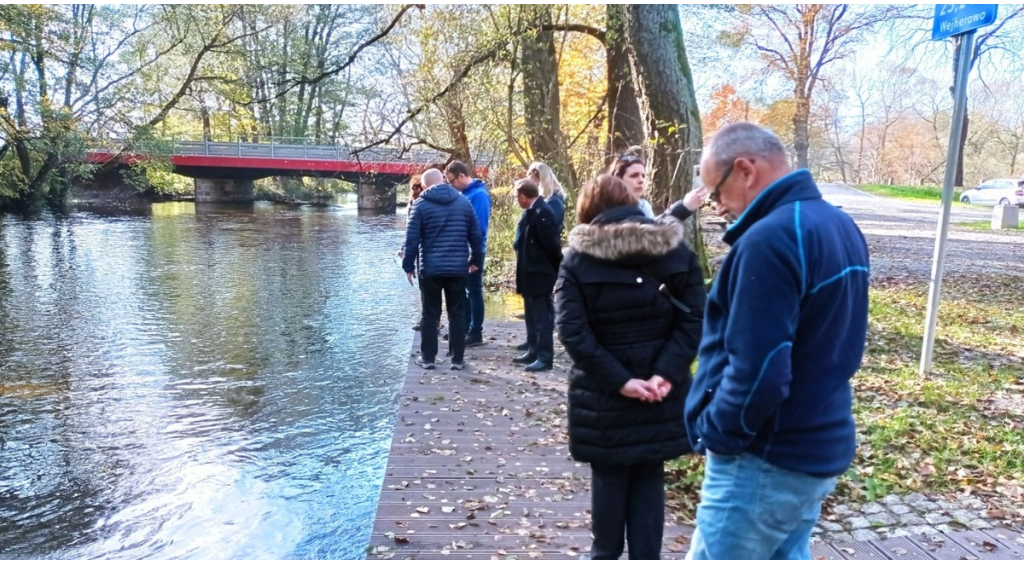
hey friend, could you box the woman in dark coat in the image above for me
[555,174,705,560]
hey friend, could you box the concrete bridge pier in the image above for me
[194,178,255,203]
[357,180,397,213]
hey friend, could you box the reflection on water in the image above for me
[0,201,420,559]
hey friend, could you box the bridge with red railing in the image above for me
[86,138,489,210]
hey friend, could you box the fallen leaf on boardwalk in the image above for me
[666,542,685,552]
[892,548,907,555]
[981,541,997,552]
[566,550,577,557]
[453,540,474,549]
[840,547,856,555]
[985,509,1006,519]
[441,549,450,555]
[441,506,455,513]
[449,522,467,530]
[394,537,410,544]
[415,507,429,513]
[497,549,507,555]
[528,551,542,559]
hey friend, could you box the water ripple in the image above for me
[0,203,416,558]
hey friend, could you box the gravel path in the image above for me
[817,184,1023,280]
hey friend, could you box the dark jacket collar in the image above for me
[723,169,822,245]
[591,205,648,226]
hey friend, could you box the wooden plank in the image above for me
[949,529,1021,560]
[811,542,848,560]
[981,529,1024,558]
[907,532,978,560]
[827,539,892,560]
[872,537,937,560]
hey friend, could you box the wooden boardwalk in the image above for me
[370,321,1022,560]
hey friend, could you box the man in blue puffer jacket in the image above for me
[445,161,491,347]
[684,123,870,560]
[403,168,483,371]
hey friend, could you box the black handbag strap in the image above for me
[641,266,692,314]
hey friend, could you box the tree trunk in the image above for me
[622,4,706,271]
[793,91,811,169]
[439,84,473,167]
[606,4,644,157]
[520,4,577,192]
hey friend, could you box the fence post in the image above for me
[303,140,307,158]
[237,137,242,157]
[271,138,275,158]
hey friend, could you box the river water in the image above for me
[0,201,423,559]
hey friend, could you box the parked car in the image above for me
[959,178,1024,207]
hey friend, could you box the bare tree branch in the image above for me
[271,4,424,98]
[540,23,606,44]
[351,43,504,157]
[567,92,607,151]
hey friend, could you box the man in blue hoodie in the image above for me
[403,169,483,371]
[445,161,491,347]
[684,123,870,560]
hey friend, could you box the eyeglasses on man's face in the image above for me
[708,158,753,204]
[708,163,734,204]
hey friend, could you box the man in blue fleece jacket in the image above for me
[446,161,491,347]
[685,123,870,560]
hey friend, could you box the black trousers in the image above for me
[522,292,554,364]
[590,461,665,560]
[420,275,467,363]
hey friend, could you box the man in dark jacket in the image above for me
[684,123,870,560]
[403,168,483,371]
[511,178,563,372]
[445,161,491,347]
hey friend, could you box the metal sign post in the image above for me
[920,4,997,375]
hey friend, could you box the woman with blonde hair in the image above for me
[527,162,566,232]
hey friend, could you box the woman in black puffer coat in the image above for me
[555,175,705,560]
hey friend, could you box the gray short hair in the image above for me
[421,168,444,188]
[705,122,787,171]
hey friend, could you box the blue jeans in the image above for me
[465,254,485,339]
[686,452,836,560]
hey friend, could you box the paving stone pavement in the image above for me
[813,492,1012,543]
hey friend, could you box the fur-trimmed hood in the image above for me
[568,209,685,261]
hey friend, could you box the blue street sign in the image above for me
[932,4,998,40]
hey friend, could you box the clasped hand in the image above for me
[619,376,672,402]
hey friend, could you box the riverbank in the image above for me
[370,321,1024,559]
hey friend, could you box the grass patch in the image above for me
[857,183,964,204]
[667,273,1024,521]
[957,220,1024,231]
